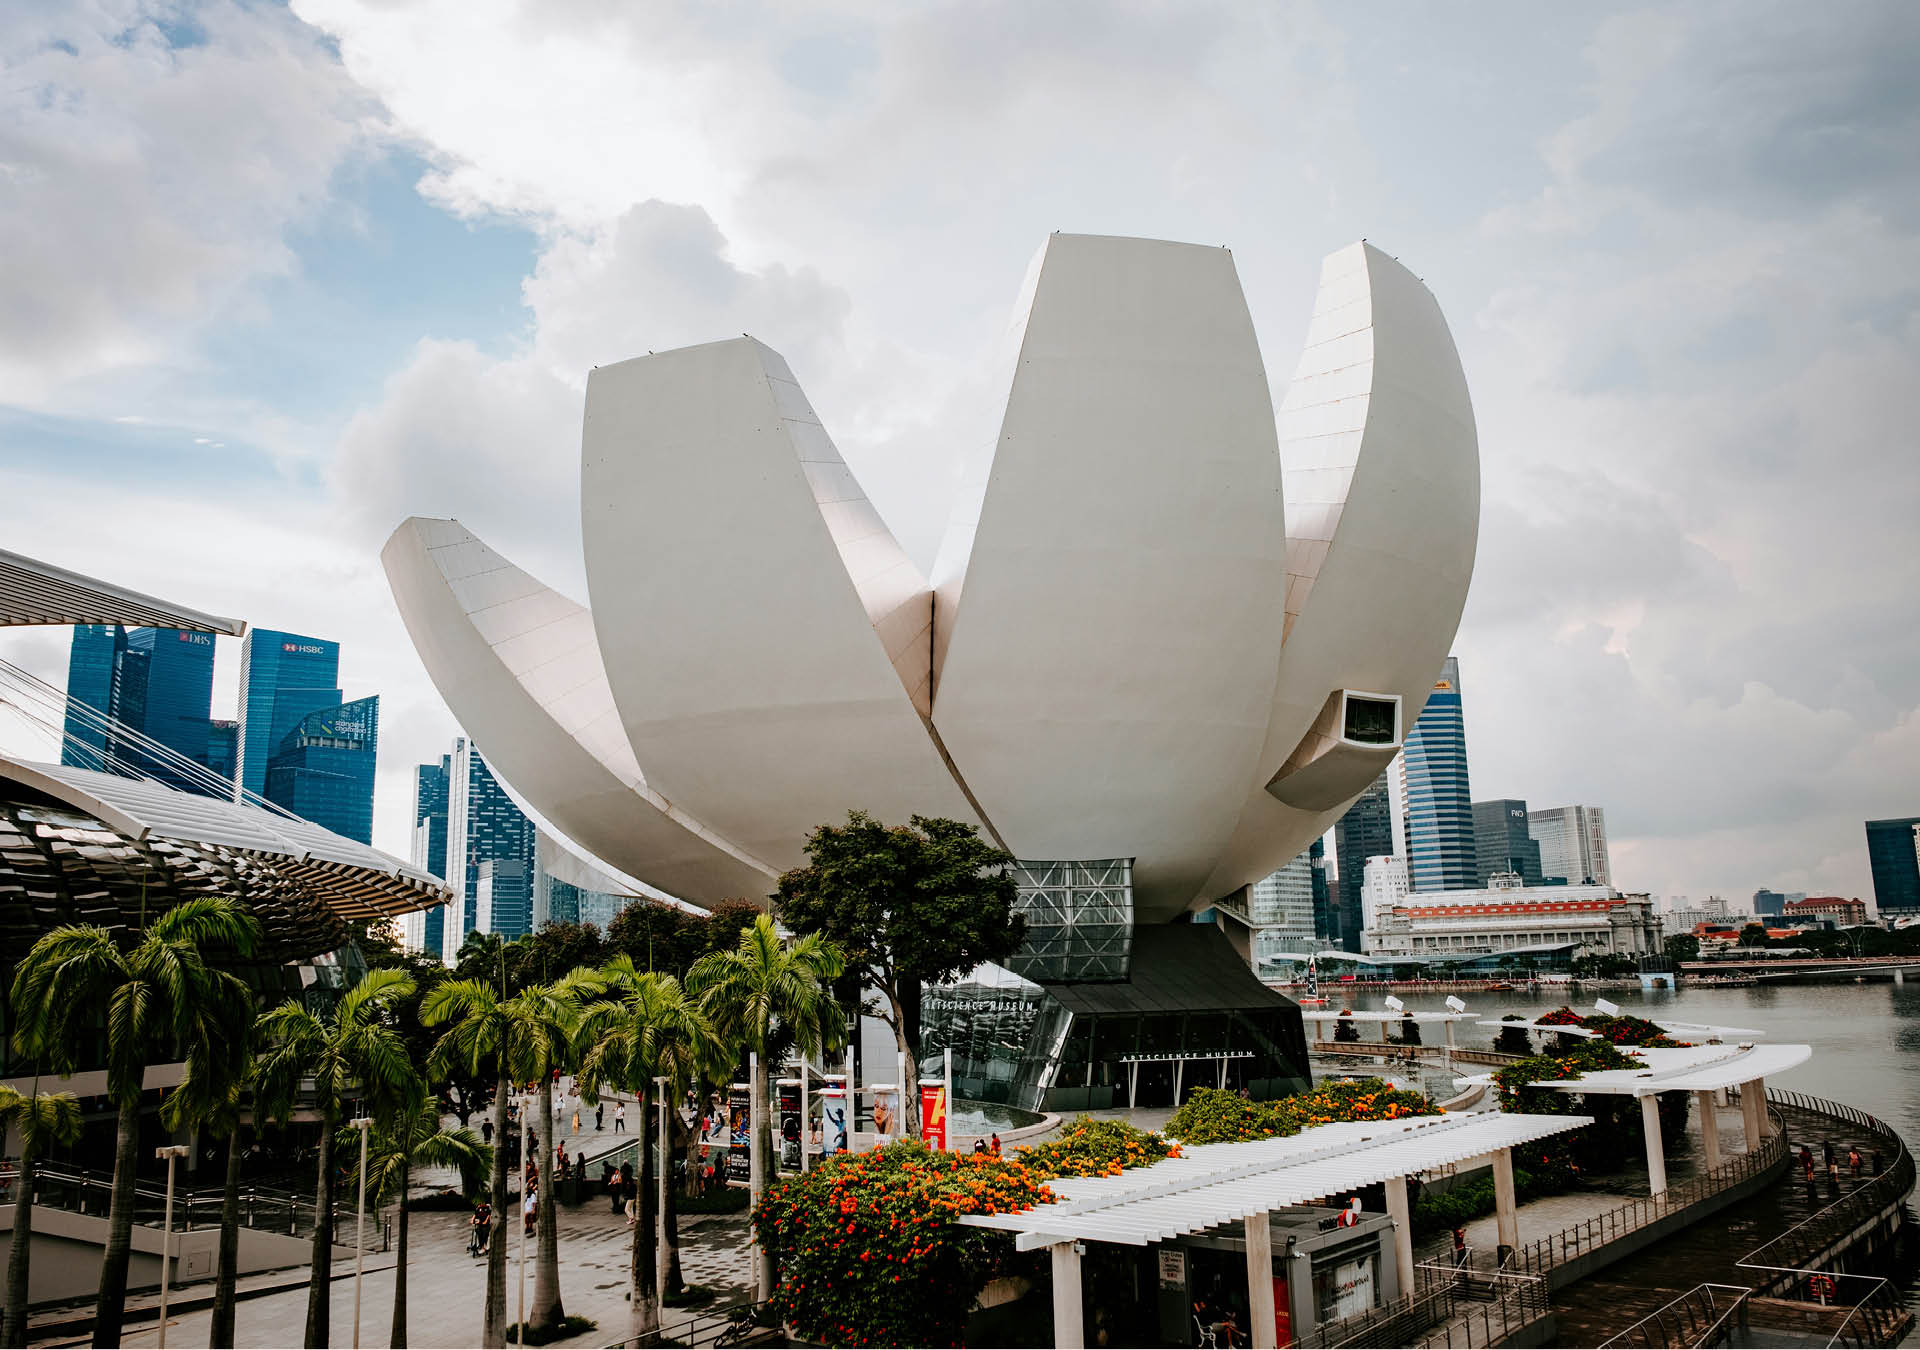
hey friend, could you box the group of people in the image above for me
[1800,1139,1874,1181]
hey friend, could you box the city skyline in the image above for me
[0,5,1914,906]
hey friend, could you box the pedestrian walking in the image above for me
[990,1132,1002,1156]
[1452,1226,1468,1267]
[1801,1145,1815,1180]
[523,1182,538,1237]
[1824,1140,1839,1179]
[614,1101,626,1133]
[482,1118,494,1146]
[1848,1147,1863,1177]
[573,1106,581,1135]
[596,1102,605,1131]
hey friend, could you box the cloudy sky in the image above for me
[2,0,1915,907]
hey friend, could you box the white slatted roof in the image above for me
[961,1111,1591,1251]
[1,756,448,917]
[0,548,244,634]
[1303,1011,1478,1023]
[1452,1042,1812,1094]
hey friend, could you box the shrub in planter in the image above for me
[1017,1116,1180,1179]
[753,1141,1058,1348]
[1168,1081,1435,1146]
[1333,1011,1361,1043]
[1400,1016,1422,1045]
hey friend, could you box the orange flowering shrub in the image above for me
[1167,1080,1436,1145]
[752,1141,1057,1347]
[1016,1115,1180,1179]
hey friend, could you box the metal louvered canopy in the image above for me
[959,1111,1592,1251]
[0,547,245,634]
[0,756,448,957]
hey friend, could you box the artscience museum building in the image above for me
[384,233,1480,1110]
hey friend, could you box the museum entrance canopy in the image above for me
[0,755,448,960]
[0,547,245,634]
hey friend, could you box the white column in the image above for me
[1694,1091,1721,1171]
[1641,1094,1668,1197]
[1741,1081,1763,1151]
[1245,1213,1278,1349]
[1384,1175,1415,1296]
[1051,1242,1084,1349]
[1492,1146,1519,1256]
[1753,1078,1772,1137]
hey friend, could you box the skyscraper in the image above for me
[1400,657,1476,892]
[402,756,452,957]
[205,719,238,785]
[263,695,379,844]
[1308,837,1331,941]
[1865,817,1920,914]
[59,624,217,792]
[1472,798,1543,886]
[1248,848,1319,970]
[234,630,341,801]
[442,737,536,963]
[1334,771,1394,950]
[1529,805,1611,888]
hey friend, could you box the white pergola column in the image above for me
[1491,1146,1519,1256]
[1641,1094,1668,1197]
[1754,1078,1772,1137]
[1384,1175,1416,1295]
[1694,1091,1721,1172]
[1443,1019,1456,1065]
[1245,1212,1278,1349]
[1051,1241,1084,1349]
[1740,1081,1763,1151]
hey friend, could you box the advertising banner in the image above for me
[725,1083,751,1186]
[819,1087,849,1154]
[777,1081,802,1172]
[871,1086,898,1145]
[920,1082,947,1151]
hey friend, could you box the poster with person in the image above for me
[871,1086,897,1144]
[820,1086,849,1154]
[777,1081,802,1171]
[725,1083,751,1185]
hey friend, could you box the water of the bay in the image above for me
[1335,979,1920,1340]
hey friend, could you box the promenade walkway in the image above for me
[1551,1097,1910,1345]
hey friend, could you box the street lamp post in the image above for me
[654,1075,668,1312]
[154,1144,191,1350]
[350,1116,373,1350]
[517,1102,532,1346]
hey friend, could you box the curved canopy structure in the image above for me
[0,755,447,959]
[0,547,245,634]
[384,232,1480,934]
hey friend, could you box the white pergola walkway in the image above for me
[1454,1041,1811,1195]
[962,1110,1591,1348]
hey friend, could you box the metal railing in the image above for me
[21,1162,390,1251]
[1597,1283,1751,1348]
[1292,1262,1549,1349]
[1734,1089,1913,1349]
[600,1297,772,1348]
[1494,1111,1789,1280]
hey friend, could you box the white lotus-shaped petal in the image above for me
[384,234,1479,927]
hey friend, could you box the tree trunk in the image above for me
[879,976,923,1139]
[628,1088,659,1342]
[391,1154,410,1347]
[483,1079,508,1349]
[751,1058,773,1301]
[304,1110,335,1349]
[91,1098,142,1346]
[210,1126,243,1347]
[530,1077,563,1330]
[3,1142,38,1346]
[664,1111,687,1295]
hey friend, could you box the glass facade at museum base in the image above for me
[923,924,1311,1113]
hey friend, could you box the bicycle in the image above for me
[713,1304,760,1348]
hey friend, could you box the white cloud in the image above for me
[0,0,376,405]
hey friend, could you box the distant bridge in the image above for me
[1681,956,1920,983]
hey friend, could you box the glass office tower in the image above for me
[1333,772,1394,949]
[405,756,452,958]
[442,738,537,961]
[1400,656,1477,891]
[234,629,341,801]
[60,624,217,793]
[263,695,379,844]
[1866,817,1920,914]
[1473,798,1544,886]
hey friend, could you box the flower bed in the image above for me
[1167,1080,1436,1146]
[1530,1005,1689,1047]
[1017,1115,1180,1178]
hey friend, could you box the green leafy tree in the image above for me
[255,969,421,1349]
[9,897,259,1346]
[577,959,716,1340]
[519,922,610,983]
[499,968,605,1337]
[687,915,846,1300]
[348,1102,490,1347]
[1740,923,1769,947]
[0,1085,83,1347]
[775,812,1021,1135]
[1664,934,1700,962]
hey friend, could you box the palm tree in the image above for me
[156,958,259,1349]
[577,959,715,1340]
[686,915,845,1299]
[255,969,421,1350]
[0,1084,83,1345]
[9,897,260,1346]
[499,968,603,1338]
[421,978,519,1348]
[350,1102,490,1347]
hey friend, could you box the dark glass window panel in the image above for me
[1343,695,1398,744]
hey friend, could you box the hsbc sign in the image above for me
[281,642,326,654]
